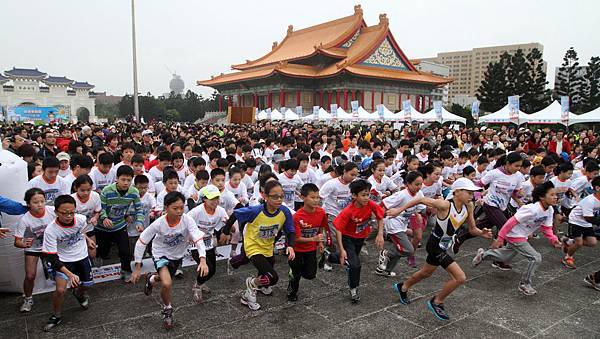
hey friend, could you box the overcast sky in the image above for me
[2,0,598,97]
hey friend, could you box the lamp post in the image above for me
[131,0,140,122]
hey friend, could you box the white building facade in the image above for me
[0,67,97,122]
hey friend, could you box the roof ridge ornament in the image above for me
[379,13,388,25]
[354,4,362,15]
[272,41,278,50]
[287,25,293,35]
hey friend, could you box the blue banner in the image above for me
[7,106,68,123]
[471,100,480,119]
[560,96,569,123]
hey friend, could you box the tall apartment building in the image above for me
[421,43,546,104]
[411,60,450,105]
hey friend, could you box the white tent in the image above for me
[270,109,284,120]
[569,105,600,125]
[335,107,354,121]
[256,110,267,120]
[301,107,333,121]
[479,104,529,124]
[358,106,378,121]
[395,104,425,122]
[283,108,300,121]
[419,107,467,124]
[524,101,580,125]
[377,105,403,121]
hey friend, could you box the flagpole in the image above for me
[131,0,140,122]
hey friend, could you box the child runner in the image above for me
[333,179,385,303]
[561,176,600,269]
[28,157,70,206]
[130,192,208,329]
[71,175,101,261]
[473,181,562,295]
[221,180,296,311]
[13,188,55,313]
[392,178,491,320]
[128,175,157,259]
[187,185,228,303]
[42,195,95,331]
[412,162,443,267]
[287,183,328,301]
[367,158,398,204]
[277,158,303,210]
[89,153,115,193]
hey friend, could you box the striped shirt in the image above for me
[98,183,144,232]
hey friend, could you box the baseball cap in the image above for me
[142,129,153,136]
[451,178,482,192]
[57,152,71,162]
[200,185,221,200]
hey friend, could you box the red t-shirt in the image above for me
[333,200,384,239]
[293,206,328,252]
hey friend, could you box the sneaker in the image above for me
[491,261,512,271]
[561,257,576,269]
[144,273,154,296]
[518,283,537,296]
[472,248,485,267]
[161,306,174,329]
[377,249,389,271]
[227,258,235,276]
[375,267,396,277]
[407,256,417,268]
[319,249,331,270]
[361,247,369,256]
[72,290,89,310]
[323,262,333,272]
[240,277,260,310]
[427,297,449,321]
[450,234,461,255]
[192,283,203,304]
[287,281,298,302]
[258,285,273,295]
[43,315,62,332]
[121,270,132,283]
[19,296,33,313]
[393,282,410,305]
[350,288,360,303]
[174,268,184,279]
[584,275,600,291]
[561,237,573,255]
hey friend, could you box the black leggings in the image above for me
[96,228,132,272]
[191,248,216,285]
[342,235,365,289]
[249,254,278,287]
[288,250,317,293]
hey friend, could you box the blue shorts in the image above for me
[153,256,182,277]
[52,257,94,287]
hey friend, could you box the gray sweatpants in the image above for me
[385,232,414,272]
[326,214,340,263]
[482,241,541,284]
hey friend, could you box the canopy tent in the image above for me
[357,106,378,121]
[269,108,284,120]
[335,107,355,121]
[395,104,425,122]
[256,110,267,120]
[302,107,333,121]
[377,105,403,121]
[419,107,467,124]
[283,108,300,121]
[569,105,600,125]
[478,104,529,124]
[522,101,579,126]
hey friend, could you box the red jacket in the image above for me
[548,138,571,155]
[56,137,71,152]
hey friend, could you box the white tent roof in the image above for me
[358,106,378,121]
[256,110,267,120]
[270,108,283,120]
[479,104,529,124]
[569,105,600,126]
[283,108,300,121]
[395,104,425,122]
[301,107,333,121]
[524,101,579,125]
[419,107,467,124]
[335,107,354,121]
[378,105,403,121]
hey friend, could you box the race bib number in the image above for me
[337,196,352,209]
[258,224,279,239]
[203,236,213,248]
[109,205,128,219]
[300,228,319,238]
[356,221,370,234]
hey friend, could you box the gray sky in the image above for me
[2,0,598,98]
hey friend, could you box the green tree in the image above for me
[449,103,474,126]
[523,48,551,113]
[506,49,531,102]
[581,56,600,111]
[164,108,181,121]
[554,47,585,112]
[476,53,510,112]
[94,101,119,120]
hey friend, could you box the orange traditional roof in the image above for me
[198,5,451,87]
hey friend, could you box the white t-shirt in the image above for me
[139,214,205,261]
[241,175,255,198]
[71,191,102,232]
[14,206,56,252]
[442,166,456,180]
[42,214,89,262]
[187,204,228,250]
[345,147,358,160]
[481,168,523,210]
[175,166,190,185]
[226,181,249,205]
[320,178,352,216]
[59,168,72,178]
[368,175,398,204]
[317,172,336,188]
[421,178,443,199]
[183,173,196,191]
[550,176,572,208]
[277,173,303,208]
[147,166,164,184]
[383,189,425,233]
[567,175,593,208]
[28,175,70,206]
[155,185,184,212]
[128,193,156,236]
[569,194,600,228]
[507,202,554,238]
[89,167,116,192]
[297,168,318,186]
[511,179,535,207]
[63,173,77,193]
[416,152,428,163]
[217,189,239,214]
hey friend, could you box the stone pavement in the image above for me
[2,234,600,339]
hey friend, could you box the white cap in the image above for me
[451,178,482,192]
[142,129,153,136]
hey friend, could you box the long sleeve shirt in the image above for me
[0,195,28,228]
[98,183,144,232]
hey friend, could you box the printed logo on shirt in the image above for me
[57,230,83,248]
[163,233,185,247]
[44,189,60,204]
[258,224,279,239]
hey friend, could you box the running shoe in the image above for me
[392,282,410,305]
[491,261,512,271]
[162,306,174,329]
[320,249,333,271]
[584,274,600,291]
[450,234,461,254]
[227,258,235,276]
[19,296,33,313]
[174,268,184,279]
[375,267,397,277]
[323,262,333,271]
[427,297,449,321]
[377,249,389,271]
[72,289,89,309]
[561,257,576,269]
[43,315,62,332]
[287,281,298,302]
[407,255,417,268]
[144,273,154,296]
[192,283,203,304]
[121,270,132,283]
[472,248,485,267]
[258,285,273,295]
[518,283,537,296]
[350,288,360,303]
[240,277,260,310]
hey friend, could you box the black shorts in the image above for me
[568,223,595,239]
[153,256,182,277]
[86,230,96,237]
[52,257,94,287]
[24,251,42,257]
[425,236,454,269]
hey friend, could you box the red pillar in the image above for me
[371,91,375,110]
[398,93,402,110]
[327,91,332,108]
[351,90,355,101]
[218,95,222,111]
[335,90,340,106]
[343,90,348,110]
[361,91,364,107]
[296,90,300,106]
[267,92,272,108]
[279,89,285,108]
[380,91,384,108]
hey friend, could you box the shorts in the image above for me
[568,223,595,239]
[86,230,96,237]
[52,257,94,287]
[425,236,454,269]
[409,213,427,231]
[24,251,42,257]
[153,256,182,277]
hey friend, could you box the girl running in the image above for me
[367,159,399,204]
[390,178,491,320]
[71,175,102,260]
